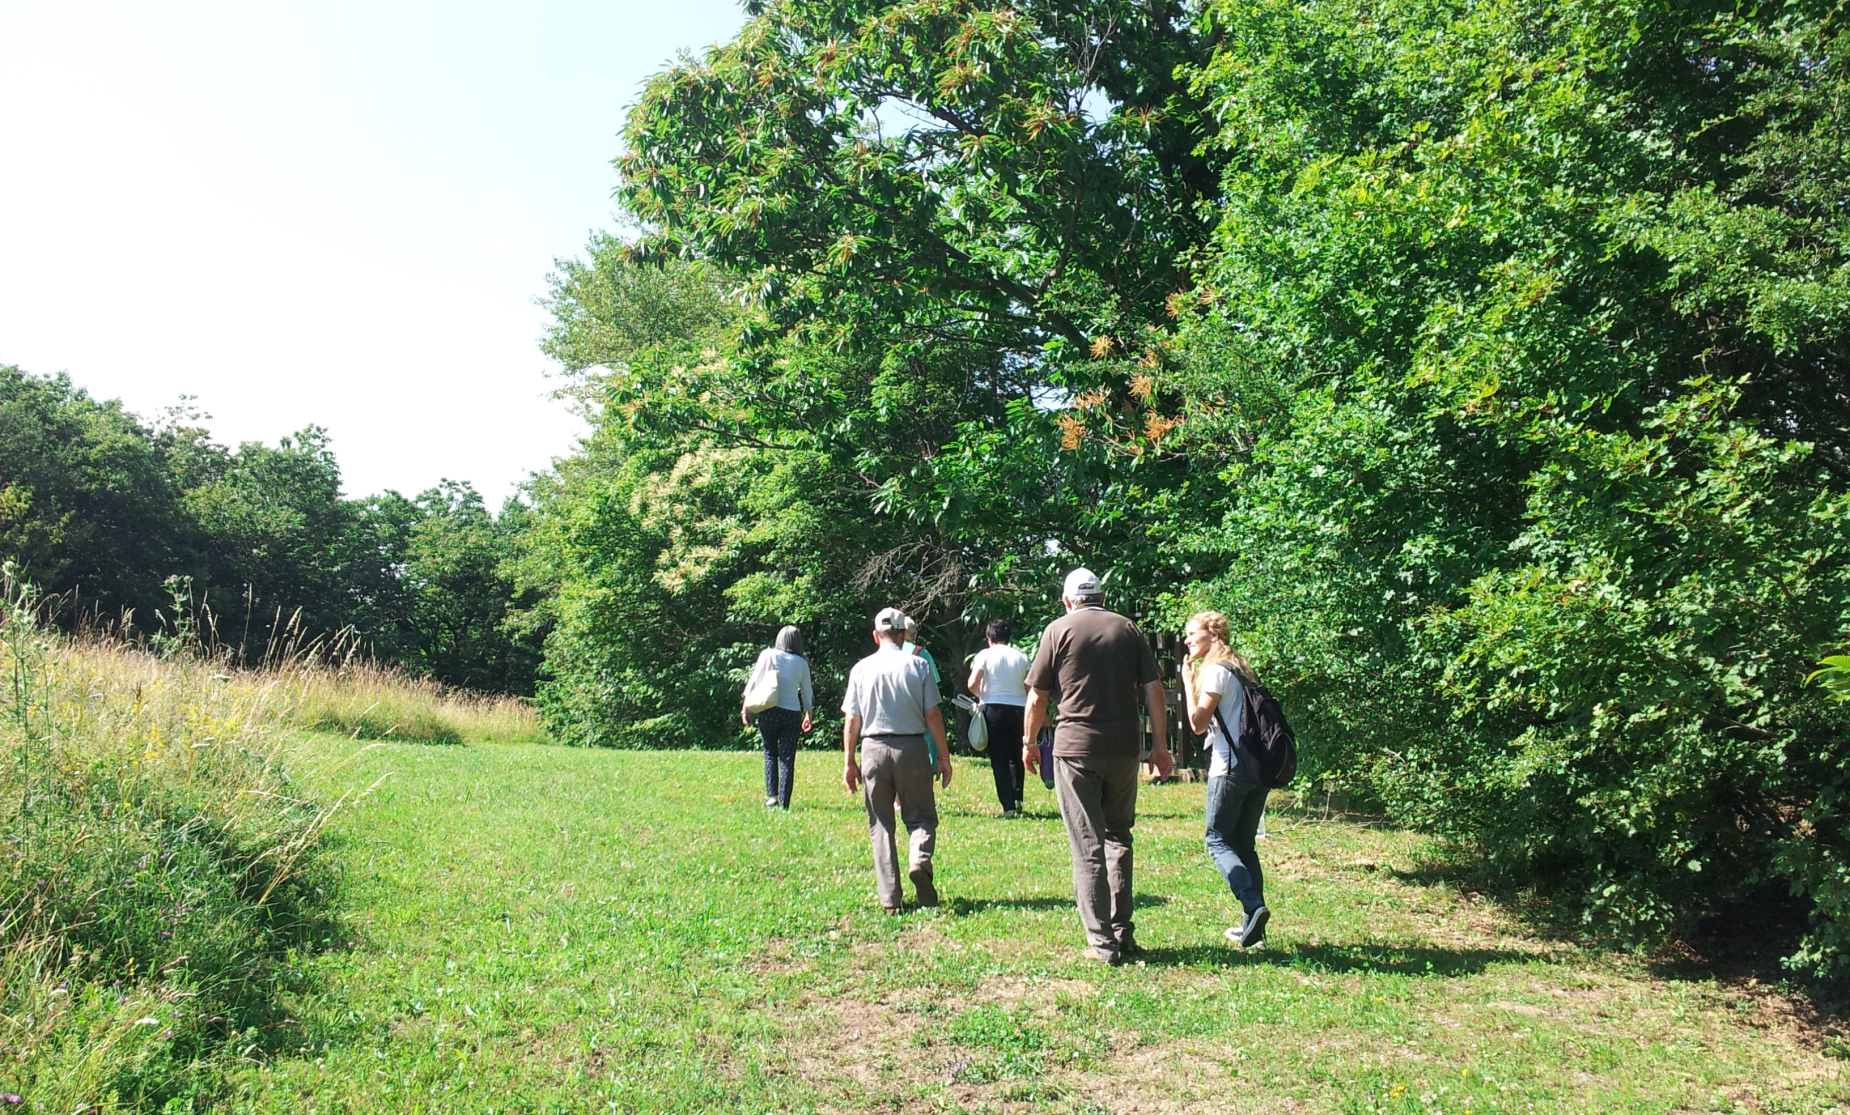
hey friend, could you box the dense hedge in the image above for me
[1163,0,1850,971]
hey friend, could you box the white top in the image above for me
[748,648,813,712]
[969,643,1031,706]
[1198,663,1245,778]
[841,643,941,736]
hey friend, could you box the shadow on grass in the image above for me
[1268,806,1404,831]
[948,894,1170,916]
[1139,941,1532,976]
[949,896,1071,915]
[1645,884,1850,1016]
[939,803,1065,822]
[1386,854,1849,1014]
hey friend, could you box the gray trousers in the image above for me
[860,735,937,908]
[1054,753,1140,951]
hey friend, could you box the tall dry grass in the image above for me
[136,581,544,747]
[0,570,540,1110]
[278,659,544,746]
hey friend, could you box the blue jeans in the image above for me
[758,707,801,808]
[1206,772,1268,913]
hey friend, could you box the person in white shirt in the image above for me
[1180,610,1270,948]
[741,626,814,809]
[966,618,1032,817]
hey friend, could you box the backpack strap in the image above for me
[1210,701,1238,770]
[1210,672,1259,774]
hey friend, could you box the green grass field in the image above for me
[221,737,1846,1114]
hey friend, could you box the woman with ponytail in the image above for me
[1180,611,1271,948]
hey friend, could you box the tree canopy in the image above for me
[620,0,1224,357]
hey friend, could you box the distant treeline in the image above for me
[0,366,542,694]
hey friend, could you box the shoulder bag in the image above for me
[743,658,780,715]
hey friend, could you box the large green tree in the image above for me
[389,482,543,695]
[621,0,1225,358]
[181,427,368,649]
[524,254,894,745]
[527,215,1224,747]
[608,0,1241,643]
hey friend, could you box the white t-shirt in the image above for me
[969,643,1031,706]
[1198,663,1245,778]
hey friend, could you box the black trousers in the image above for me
[757,707,801,808]
[982,703,1027,812]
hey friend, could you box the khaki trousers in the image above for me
[860,735,937,908]
[1054,753,1140,951]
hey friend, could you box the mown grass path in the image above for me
[225,738,1844,1114]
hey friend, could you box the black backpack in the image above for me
[1211,675,1297,790]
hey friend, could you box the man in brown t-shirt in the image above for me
[1023,568,1173,963]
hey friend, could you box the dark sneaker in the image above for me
[1085,946,1121,965]
[909,863,939,907]
[1116,936,1146,959]
[1238,905,1270,948]
[882,905,902,916]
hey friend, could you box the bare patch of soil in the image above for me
[783,981,1302,1113]
[747,936,811,977]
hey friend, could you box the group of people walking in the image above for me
[740,567,1273,960]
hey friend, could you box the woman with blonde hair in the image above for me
[1180,610,1271,948]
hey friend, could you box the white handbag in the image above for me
[743,664,780,714]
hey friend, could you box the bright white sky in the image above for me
[0,0,746,502]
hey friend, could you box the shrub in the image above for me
[1167,0,1850,974]
[0,575,343,1109]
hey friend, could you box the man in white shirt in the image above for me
[966,618,1032,818]
[843,607,953,913]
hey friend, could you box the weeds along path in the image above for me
[229,739,1845,1114]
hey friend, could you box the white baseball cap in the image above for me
[1063,567,1101,598]
[874,606,909,635]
